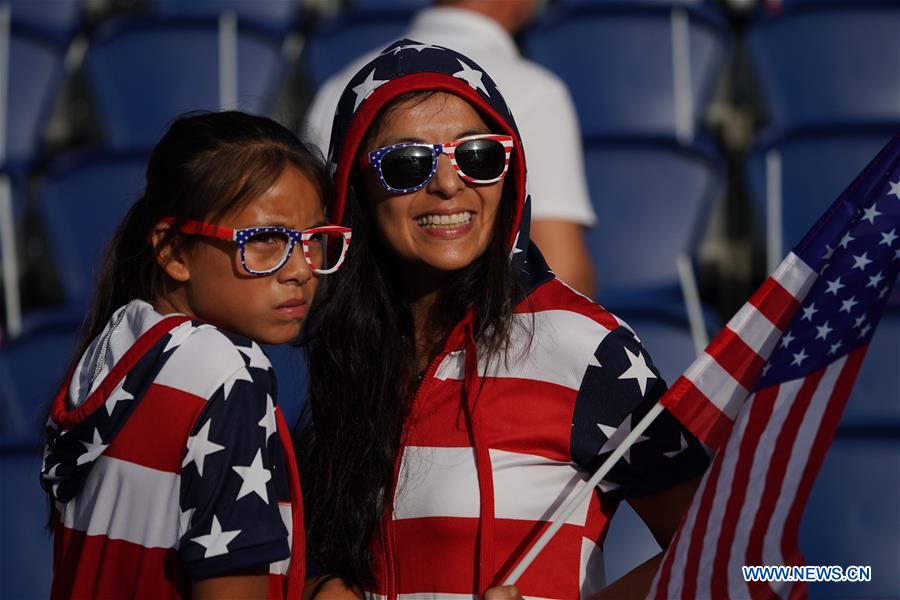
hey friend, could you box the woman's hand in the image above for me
[483,585,523,599]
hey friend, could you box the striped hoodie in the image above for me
[325,40,711,599]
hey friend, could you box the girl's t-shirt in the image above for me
[41,300,302,599]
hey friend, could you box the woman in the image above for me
[301,41,710,599]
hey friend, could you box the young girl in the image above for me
[39,111,350,600]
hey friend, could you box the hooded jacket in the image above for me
[40,300,304,599]
[328,40,709,599]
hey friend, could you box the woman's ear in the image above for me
[150,222,191,282]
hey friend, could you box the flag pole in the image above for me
[502,402,668,586]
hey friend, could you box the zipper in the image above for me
[382,349,450,600]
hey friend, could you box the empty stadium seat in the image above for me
[34,151,147,308]
[152,0,305,37]
[4,0,83,41]
[583,137,725,309]
[84,17,286,150]
[0,441,53,599]
[523,2,729,140]
[0,326,77,439]
[745,127,896,267]
[4,25,66,168]
[260,342,309,430]
[302,11,414,88]
[800,436,900,599]
[746,3,900,132]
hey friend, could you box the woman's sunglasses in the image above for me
[160,218,352,275]
[362,133,514,194]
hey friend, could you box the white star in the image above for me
[663,433,689,458]
[791,348,808,367]
[258,394,277,445]
[182,420,225,477]
[762,363,773,376]
[780,330,796,349]
[880,229,898,247]
[828,340,843,356]
[840,296,858,313]
[596,415,649,463]
[618,347,657,396]
[238,342,270,370]
[879,285,891,299]
[179,507,195,538]
[821,244,835,260]
[77,429,108,466]
[452,59,489,95]
[851,252,872,271]
[222,367,253,399]
[190,515,241,558]
[838,232,855,249]
[861,203,882,224]
[104,385,134,416]
[597,479,620,494]
[390,43,437,54]
[351,69,387,112]
[867,272,885,288]
[232,449,272,504]
[853,315,868,329]
[163,322,210,353]
[888,180,900,199]
[815,321,833,340]
[858,323,873,338]
[509,231,523,258]
[825,277,845,295]
[801,303,818,321]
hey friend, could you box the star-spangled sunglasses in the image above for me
[362,133,514,194]
[161,217,352,275]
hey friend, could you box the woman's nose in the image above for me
[426,153,465,198]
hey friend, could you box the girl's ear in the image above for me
[150,222,191,282]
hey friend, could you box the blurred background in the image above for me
[0,0,897,598]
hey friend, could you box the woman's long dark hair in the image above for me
[300,94,530,588]
[69,111,332,368]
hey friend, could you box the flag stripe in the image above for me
[660,378,735,450]
[706,328,767,391]
[748,276,802,331]
[725,302,783,358]
[683,354,748,423]
[771,252,817,299]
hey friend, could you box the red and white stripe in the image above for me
[650,349,865,599]
[661,252,817,449]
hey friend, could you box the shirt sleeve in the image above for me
[570,326,710,500]
[178,352,292,580]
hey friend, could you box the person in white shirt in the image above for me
[303,0,597,296]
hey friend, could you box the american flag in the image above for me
[649,133,900,599]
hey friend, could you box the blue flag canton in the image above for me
[759,177,900,388]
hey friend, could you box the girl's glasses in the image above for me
[161,218,352,275]
[362,133,514,194]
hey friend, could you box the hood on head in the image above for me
[326,38,533,266]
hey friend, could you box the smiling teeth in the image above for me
[416,211,472,227]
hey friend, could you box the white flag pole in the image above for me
[502,401,667,586]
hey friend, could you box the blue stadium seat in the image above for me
[152,0,305,37]
[603,500,660,588]
[302,11,413,88]
[582,137,725,309]
[260,342,308,430]
[800,436,900,599]
[745,127,896,267]
[523,3,729,140]
[5,26,66,169]
[0,326,78,439]
[347,0,429,14]
[34,151,147,309]
[5,0,83,41]
[746,3,900,132]
[0,441,53,599]
[84,17,286,151]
